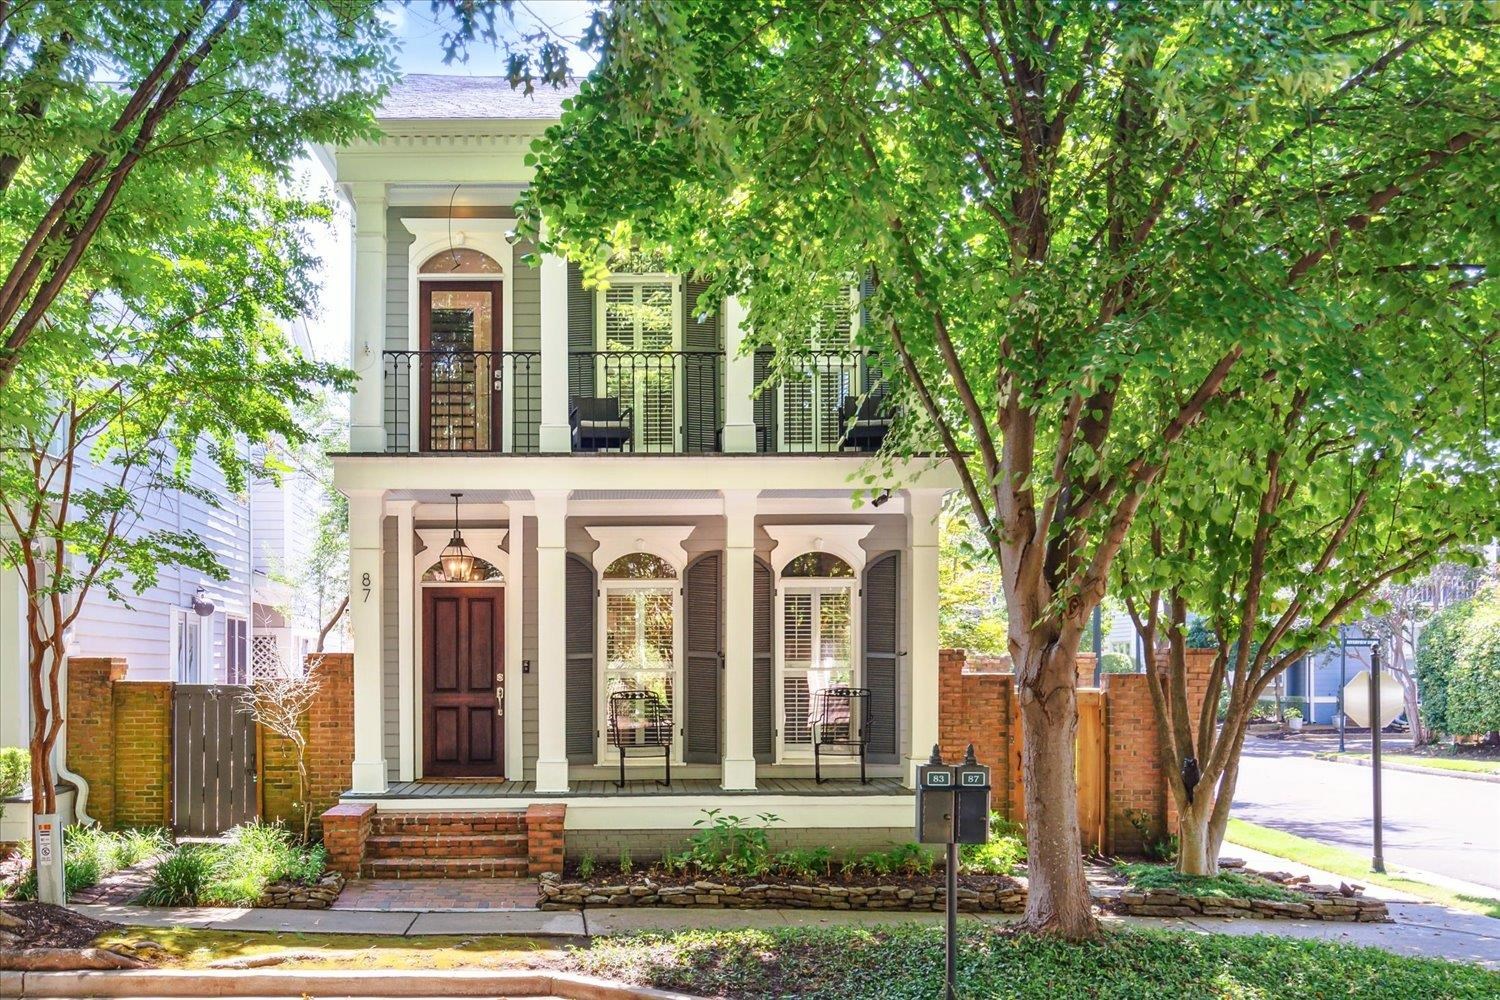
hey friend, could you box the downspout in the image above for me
[52,572,94,825]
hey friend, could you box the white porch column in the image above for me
[348,182,388,453]
[395,501,416,782]
[720,490,758,788]
[348,490,388,793]
[503,503,529,780]
[721,296,757,453]
[906,490,943,787]
[538,253,572,452]
[533,489,570,791]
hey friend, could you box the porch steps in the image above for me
[360,810,532,880]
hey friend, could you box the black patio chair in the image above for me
[571,396,634,452]
[812,685,871,784]
[838,395,891,452]
[607,688,673,788]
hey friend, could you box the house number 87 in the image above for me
[361,572,371,603]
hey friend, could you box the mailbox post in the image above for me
[917,744,991,1000]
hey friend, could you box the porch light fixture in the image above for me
[440,492,476,582]
[191,587,216,617]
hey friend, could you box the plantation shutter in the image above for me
[566,554,597,763]
[753,558,774,761]
[682,275,720,452]
[683,553,722,763]
[567,262,595,399]
[863,552,900,764]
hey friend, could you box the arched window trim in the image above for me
[603,552,678,580]
[417,246,505,275]
[421,554,504,583]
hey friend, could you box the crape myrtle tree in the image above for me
[0,163,349,845]
[497,0,1496,937]
[0,0,394,399]
[1116,259,1499,875]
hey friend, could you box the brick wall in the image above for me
[321,802,373,878]
[937,648,1016,819]
[564,826,918,863]
[259,653,354,839]
[66,658,171,830]
[526,804,566,874]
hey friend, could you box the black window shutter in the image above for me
[565,554,596,763]
[863,552,900,763]
[753,558,774,761]
[683,553,722,763]
[681,276,721,454]
[567,262,595,399]
[752,349,775,453]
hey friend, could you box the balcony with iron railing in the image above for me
[381,347,893,455]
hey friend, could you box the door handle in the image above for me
[496,676,505,715]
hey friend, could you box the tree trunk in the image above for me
[1176,796,1215,876]
[1015,639,1097,940]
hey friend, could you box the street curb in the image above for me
[0,968,702,999]
[1313,752,1500,784]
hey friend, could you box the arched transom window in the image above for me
[419,247,503,274]
[779,551,856,754]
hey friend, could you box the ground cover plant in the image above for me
[139,823,325,907]
[90,927,558,970]
[564,924,1500,1000]
[3,826,167,900]
[1113,862,1304,903]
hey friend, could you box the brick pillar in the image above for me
[112,681,173,829]
[66,657,128,829]
[321,802,373,878]
[1102,672,1163,855]
[258,653,354,839]
[1076,653,1098,688]
[526,803,566,875]
[936,648,1015,822]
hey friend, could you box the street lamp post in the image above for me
[1369,647,1385,874]
[1338,626,1348,753]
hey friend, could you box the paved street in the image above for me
[1233,735,1500,890]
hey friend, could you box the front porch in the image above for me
[350,776,909,801]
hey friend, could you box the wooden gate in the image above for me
[172,684,258,836]
[1008,687,1107,853]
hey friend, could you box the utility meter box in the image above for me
[954,760,992,845]
[916,759,956,844]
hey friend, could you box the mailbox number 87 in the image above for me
[361,571,371,603]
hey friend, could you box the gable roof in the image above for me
[379,73,578,121]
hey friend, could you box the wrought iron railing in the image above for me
[568,349,723,454]
[383,350,540,453]
[755,349,893,453]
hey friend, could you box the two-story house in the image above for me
[324,75,958,866]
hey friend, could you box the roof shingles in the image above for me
[378,73,578,121]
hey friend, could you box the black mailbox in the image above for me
[954,749,991,845]
[916,755,956,844]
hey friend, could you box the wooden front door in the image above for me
[423,587,504,777]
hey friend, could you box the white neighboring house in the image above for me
[322,74,960,860]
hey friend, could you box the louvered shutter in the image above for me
[752,559,774,760]
[752,349,776,453]
[567,262,595,399]
[566,554,597,763]
[683,553,722,762]
[683,276,720,452]
[863,552,900,763]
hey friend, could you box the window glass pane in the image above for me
[782,587,853,749]
[782,552,854,578]
[600,279,678,451]
[426,287,496,451]
[419,247,502,274]
[604,587,676,746]
[602,553,676,580]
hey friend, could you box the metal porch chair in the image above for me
[570,396,634,452]
[812,685,871,784]
[607,689,673,788]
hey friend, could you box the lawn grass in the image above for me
[93,927,560,970]
[1327,752,1500,775]
[1113,861,1303,902]
[566,924,1500,999]
[1226,818,1500,918]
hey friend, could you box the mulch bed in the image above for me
[559,862,1018,894]
[0,901,120,950]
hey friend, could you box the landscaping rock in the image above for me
[253,871,344,910]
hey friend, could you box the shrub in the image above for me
[139,846,214,906]
[619,848,633,876]
[139,822,326,907]
[1115,862,1303,902]
[1099,651,1135,674]
[672,809,780,877]
[1418,585,1500,738]
[960,817,1026,875]
[772,847,832,880]
[578,854,595,880]
[0,747,27,821]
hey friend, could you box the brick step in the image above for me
[371,811,527,836]
[364,832,528,859]
[359,856,531,879]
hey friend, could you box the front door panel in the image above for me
[423,588,504,777]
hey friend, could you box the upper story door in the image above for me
[419,279,503,451]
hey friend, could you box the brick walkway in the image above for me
[70,853,166,906]
[331,877,539,911]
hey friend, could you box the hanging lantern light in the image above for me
[440,492,475,582]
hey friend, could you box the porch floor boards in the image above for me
[350,776,909,800]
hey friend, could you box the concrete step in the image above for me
[364,832,528,859]
[360,856,532,879]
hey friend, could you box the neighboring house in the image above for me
[321,75,958,868]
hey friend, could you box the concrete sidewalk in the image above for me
[74,896,1500,969]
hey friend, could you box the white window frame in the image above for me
[777,284,862,453]
[595,273,685,451]
[225,614,249,685]
[776,575,858,760]
[171,608,210,684]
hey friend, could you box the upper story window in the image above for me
[419,247,503,274]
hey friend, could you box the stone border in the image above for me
[1110,867,1389,923]
[1313,751,1500,784]
[251,872,345,910]
[538,872,1025,913]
